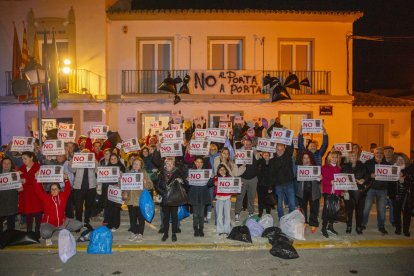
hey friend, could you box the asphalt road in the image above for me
[1,247,413,276]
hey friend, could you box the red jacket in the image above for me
[18,162,43,215]
[321,164,342,196]
[33,179,72,227]
[213,176,233,197]
[85,137,108,161]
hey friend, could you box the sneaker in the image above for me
[327,225,338,236]
[248,213,254,217]
[136,234,143,242]
[207,211,212,220]
[379,228,388,235]
[235,214,240,222]
[321,228,329,238]
[128,234,138,241]
[45,238,53,246]
[111,228,117,233]
[204,217,208,223]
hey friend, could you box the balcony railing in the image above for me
[121,70,331,95]
[3,69,104,97]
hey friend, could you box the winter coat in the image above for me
[0,168,18,217]
[298,133,329,166]
[270,145,294,186]
[296,180,321,201]
[240,154,258,180]
[71,168,98,190]
[33,179,72,227]
[18,162,43,215]
[213,156,246,177]
[321,164,342,196]
[341,161,370,192]
[122,169,153,207]
[187,164,214,206]
[257,158,273,189]
[155,168,188,206]
[365,158,390,190]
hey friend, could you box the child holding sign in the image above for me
[214,164,233,236]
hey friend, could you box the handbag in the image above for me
[323,194,347,223]
[164,178,188,206]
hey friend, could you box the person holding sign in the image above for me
[0,157,19,234]
[298,126,328,166]
[362,147,391,235]
[33,174,82,244]
[341,152,370,234]
[321,151,342,238]
[187,157,214,237]
[389,153,412,237]
[296,151,321,234]
[18,152,43,235]
[257,152,275,217]
[214,164,233,236]
[122,158,153,242]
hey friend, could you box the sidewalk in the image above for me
[3,202,414,252]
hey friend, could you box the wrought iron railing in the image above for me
[121,70,331,95]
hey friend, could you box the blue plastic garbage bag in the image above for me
[139,189,155,222]
[177,205,190,221]
[87,226,112,254]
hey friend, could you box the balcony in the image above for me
[121,70,331,95]
[3,69,104,98]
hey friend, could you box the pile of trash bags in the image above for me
[0,229,40,249]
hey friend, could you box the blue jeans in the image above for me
[363,189,387,229]
[275,182,296,219]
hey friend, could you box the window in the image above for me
[209,39,243,70]
[140,112,171,137]
[279,41,312,71]
[138,40,172,93]
[208,111,243,128]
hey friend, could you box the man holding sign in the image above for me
[362,147,391,234]
[298,124,328,166]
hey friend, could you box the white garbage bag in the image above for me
[280,210,306,240]
[58,229,77,263]
[258,214,274,229]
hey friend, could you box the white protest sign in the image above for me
[206,128,228,143]
[170,124,181,130]
[90,125,109,139]
[188,169,212,186]
[333,173,358,190]
[122,138,141,153]
[189,140,210,156]
[58,123,75,130]
[234,116,244,125]
[217,177,242,194]
[0,172,22,191]
[219,122,232,129]
[72,153,96,168]
[57,129,76,143]
[36,165,64,183]
[194,129,207,140]
[297,166,321,181]
[334,143,352,153]
[10,136,35,152]
[150,120,162,130]
[97,166,120,183]
[162,130,184,143]
[375,165,400,181]
[270,128,294,145]
[301,119,323,133]
[256,138,276,153]
[120,173,143,190]
[108,185,123,204]
[235,150,253,165]
[33,130,40,140]
[160,142,183,157]
[360,151,374,163]
[219,114,231,122]
[42,140,65,156]
[172,116,182,124]
[292,137,299,149]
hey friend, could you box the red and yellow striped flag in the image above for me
[11,22,22,80]
[32,32,40,105]
[18,22,29,101]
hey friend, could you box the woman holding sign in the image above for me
[0,157,18,233]
[214,164,233,236]
[122,158,153,242]
[18,152,42,235]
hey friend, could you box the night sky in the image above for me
[132,0,414,92]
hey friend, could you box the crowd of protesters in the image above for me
[0,116,413,246]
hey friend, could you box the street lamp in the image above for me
[24,56,47,146]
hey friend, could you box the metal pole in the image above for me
[37,86,42,147]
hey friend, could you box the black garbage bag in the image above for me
[272,233,293,245]
[323,194,340,221]
[227,226,252,243]
[269,240,299,259]
[262,226,282,242]
[164,179,188,206]
[0,229,40,249]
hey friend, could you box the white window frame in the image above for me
[279,41,312,71]
[138,40,172,70]
[209,39,243,70]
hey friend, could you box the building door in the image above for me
[356,124,384,151]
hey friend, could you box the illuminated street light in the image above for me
[62,66,71,75]
[63,58,71,65]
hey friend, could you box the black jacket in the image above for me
[240,155,258,180]
[257,158,273,189]
[155,168,189,206]
[341,161,370,191]
[187,165,214,206]
[270,145,294,186]
[364,158,390,190]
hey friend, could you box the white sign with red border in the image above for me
[206,128,228,143]
[270,128,294,145]
[0,172,22,191]
[188,169,212,186]
[97,166,120,183]
[235,150,253,165]
[217,177,242,194]
[160,142,183,157]
[58,123,75,130]
[301,119,323,133]
[36,165,64,183]
[189,140,210,156]
[90,125,109,139]
[194,129,207,140]
[359,151,374,163]
[42,140,65,156]
[10,136,35,152]
[108,185,123,204]
[375,165,400,181]
[334,143,352,153]
[333,173,358,190]
[297,166,321,181]
[72,153,96,168]
[57,129,76,143]
[122,138,141,153]
[120,173,143,190]
[219,122,232,129]
[162,130,184,143]
[256,138,276,153]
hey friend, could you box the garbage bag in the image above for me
[0,229,40,249]
[269,241,299,259]
[245,218,264,237]
[139,189,155,222]
[177,205,190,221]
[242,214,260,226]
[258,214,274,229]
[272,232,293,245]
[261,226,282,242]
[227,226,252,243]
[87,226,112,254]
[164,179,188,206]
[58,229,76,263]
[323,194,347,222]
[280,209,306,240]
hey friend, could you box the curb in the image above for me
[1,239,414,252]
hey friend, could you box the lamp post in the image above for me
[24,57,46,146]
